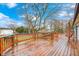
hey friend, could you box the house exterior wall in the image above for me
[77,26,79,40]
[73,24,79,41]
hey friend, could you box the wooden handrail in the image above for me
[0,34,33,55]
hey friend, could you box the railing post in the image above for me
[50,32,53,45]
[0,38,1,56]
[11,36,15,55]
[0,38,3,56]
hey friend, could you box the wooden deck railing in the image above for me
[0,33,65,56]
[0,34,33,56]
[0,36,14,55]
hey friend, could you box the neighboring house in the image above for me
[0,28,14,37]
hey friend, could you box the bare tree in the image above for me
[19,3,63,34]
[7,21,17,34]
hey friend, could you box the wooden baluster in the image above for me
[0,38,2,56]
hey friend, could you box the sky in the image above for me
[0,3,76,28]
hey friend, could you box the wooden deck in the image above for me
[2,34,79,56]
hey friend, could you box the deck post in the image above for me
[0,38,1,56]
[50,32,53,44]
[11,36,15,55]
[0,38,3,56]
